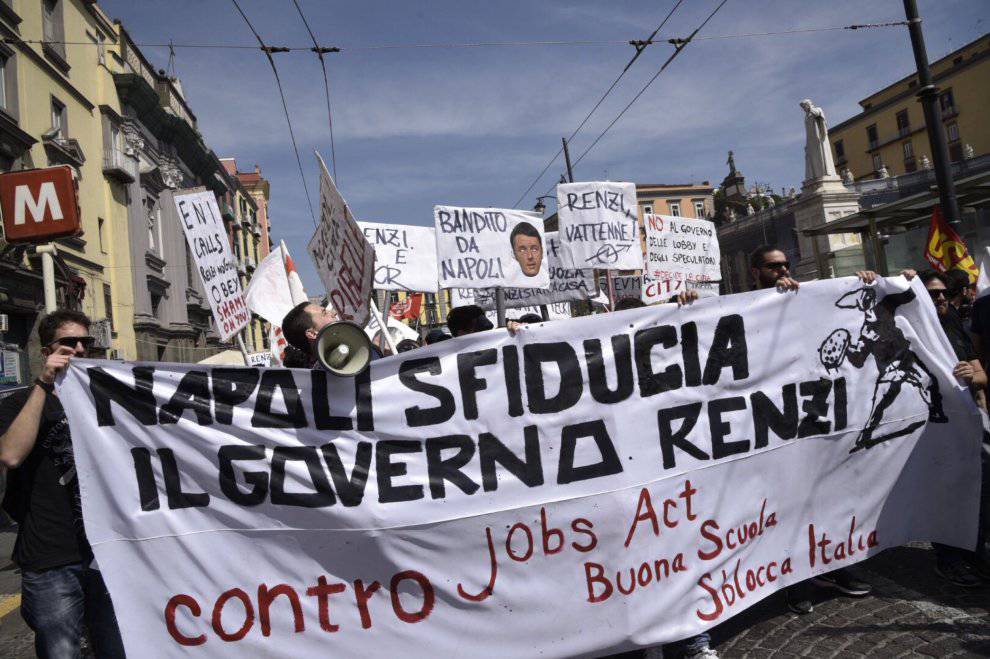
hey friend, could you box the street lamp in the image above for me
[533,195,555,215]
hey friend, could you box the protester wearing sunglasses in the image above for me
[0,310,125,657]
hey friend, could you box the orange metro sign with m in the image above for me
[0,165,81,243]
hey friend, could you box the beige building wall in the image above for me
[830,33,990,180]
[9,1,134,360]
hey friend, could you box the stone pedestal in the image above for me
[793,177,862,279]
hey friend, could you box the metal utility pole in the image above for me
[562,138,575,183]
[903,0,962,225]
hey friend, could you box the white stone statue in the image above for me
[841,168,854,184]
[963,143,975,159]
[800,99,837,182]
[920,155,932,170]
[878,164,890,179]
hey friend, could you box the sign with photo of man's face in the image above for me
[434,206,550,289]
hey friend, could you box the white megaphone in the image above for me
[314,321,373,376]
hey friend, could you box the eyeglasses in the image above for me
[48,336,95,350]
[761,260,790,271]
[927,289,947,300]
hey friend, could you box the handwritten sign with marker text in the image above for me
[308,156,375,324]
[172,188,249,341]
[434,206,549,289]
[557,181,643,270]
[359,222,438,293]
[642,214,720,304]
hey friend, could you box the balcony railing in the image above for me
[103,146,135,183]
[897,126,911,138]
[157,79,196,129]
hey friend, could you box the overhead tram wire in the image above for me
[511,0,686,209]
[537,0,732,200]
[1,23,911,52]
[291,0,340,185]
[229,0,318,227]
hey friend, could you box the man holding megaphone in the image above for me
[282,302,373,376]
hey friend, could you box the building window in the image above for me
[895,110,910,136]
[668,202,681,217]
[98,217,106,253]
[946,122,959,142]
[103,284,113,328]
[834,139,845,159]
[693,201,705,218]
[150,292,163,319]
[866,124,878,148]
[42,0,67,64]
[872,153,883,171]
[642,204,653,216]
[939,89,955,114]
[50,97,67,138]
[902,141,914,160]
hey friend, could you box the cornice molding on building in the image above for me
[831,45,990,134]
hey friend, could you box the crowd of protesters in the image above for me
[0,244,987,658]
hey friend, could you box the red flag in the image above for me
[924,206,978,283]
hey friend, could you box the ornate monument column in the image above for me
[793,99,863,278]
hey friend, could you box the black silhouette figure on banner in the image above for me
[819,286,947,453]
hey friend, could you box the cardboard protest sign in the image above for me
[595,274,642,307]
[472,232,596,309]
[172,189,249,341]
[642,214,720,304]
[359,222,439,293]
[308,156,375,324]
[61,276,981,657]
[434,207,549,289]
[556,181,643,270]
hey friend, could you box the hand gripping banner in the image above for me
[59,276,981,657]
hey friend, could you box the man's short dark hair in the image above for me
[510,221,542,248]
[447,305,485,336]
[749,245,787,270]
[516,313,543,323]
[282,302,315,352]
[944,269,970,295]
[615,297,646,311]
[919,270,947,287]
[38,310,90,346]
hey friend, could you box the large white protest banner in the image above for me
[61,277,980,658]
[359,222,439,293]
[642,214,721,304]
[557,181,643,270]
[434,206,550,289]
[473,232,595,309]
[172,189,249,341]
[308,156,375,324]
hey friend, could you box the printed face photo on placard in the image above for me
[434,206,550,289]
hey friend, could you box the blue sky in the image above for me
[100,0,986,292]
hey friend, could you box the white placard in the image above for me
[642,214,720,304]
[434,207,550,289]
[596,274,642,307]
[557,181,643,270]
[359,222,439,293]
[60,276,981,658]
[244,352,272,367]
[473,232,596,309]
[173,189,249,341]
[308,156,375,324]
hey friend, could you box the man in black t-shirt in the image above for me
[0,310,124,658]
